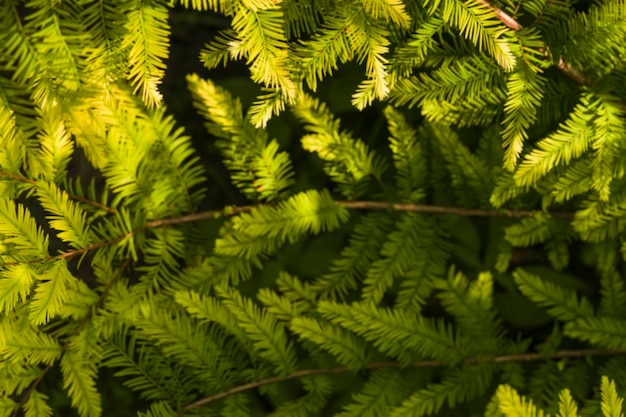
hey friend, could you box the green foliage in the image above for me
[1,0,626,416]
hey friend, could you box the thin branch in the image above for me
[476,0,591,86]
[336,200,575,218]
[0,199,576,269]
[185,348,626,410]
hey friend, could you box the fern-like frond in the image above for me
[187,74,293,201]
[60,348,102,417]
[338,368,421,417]
[24,390,52,417]
[514,268,594,321]
[501,61,546,171]
[319,301,463,364]
[217,286,298,376]
[514,94,594,187]
[290,316,369,370]
[29,260,78,326]
[388,55,505,111]
[435,269,503,349]
[495,384,547,417]
[291,94,385,198]
[438,0,516,70]
[35,181,91,249]
[313,211,392,300]
[123,0,170,108]
[0,199,49,259]
[390,364,493,417]
[565,316,626,350]
[384,106,427,203]
[230,6,296,100]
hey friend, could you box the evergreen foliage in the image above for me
[0,0,626,416]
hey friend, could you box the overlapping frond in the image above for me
[291,94,386,199]
[123,0,170,108]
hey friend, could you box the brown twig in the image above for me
[0,200,576,270]
[336,200,575,218]
[476,0,591,86]
[185,348,626,410]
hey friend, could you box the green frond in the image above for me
[345,12,391,109]
[496,384,547,417]
[290,316,369,370]
[514,268,594,321]
[438,0,516,70]
[601,376,625,417]
[557,389,580,417]
[217,286,298,375]
[137,401,177,417]
[318,300,463,364]
[388,15,445,82]
[390,364,493,417]
[388,56,505,113]
[505,212,553,247]
[24,390,52,417]
[0,318,62,365]
[276,272,318,314]
[282,0,324,39]
[123,0,170,108]
[187,74,292,201]
[172,0,233,12]
[514,94,594,187]
[361,0,411,28]
[395,217,449,311]
[257,288,302,322]
[230,6,296,100]
[363,213,428,303]
[291,95,385,198]
[599,270,626,318]
[79,0,128,86]
[268,375,332,416]
[551,158,594,203]
[544,0,626,79]
[565,316,626,350]
[144,107,207,212]
[101,330,190,403]
[294,14,351,93]
[200,28,238,69]
[29,260,78,326]
[435,269,502,348]
[136,227,185,289]
[0,199,49,259]
[338,368,419,417]
[313,211,392,300]
[589,93,626,201]
[429,121,494,207]
[35,181,91,249]
[384,106,427,203]
[134,301,244,389]
[0,264,37,314]
[501,62,546,171]
[216,189,348,259]
[173,289,249,344]
[60,348,102,417]
[571,188,626,242]
[248,89,290,128]
[35,109,74,183]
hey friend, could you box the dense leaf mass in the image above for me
[1,0,626,416]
